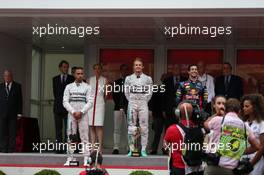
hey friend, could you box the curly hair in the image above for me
[241,93,264,122]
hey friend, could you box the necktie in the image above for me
[62,75,66,84]
[6,83,10,96]
[64,75,66,84]
[225,76,230,91]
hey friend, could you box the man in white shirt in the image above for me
[125,58,153,157]
[198,61,215,115]
[63,67,94,166]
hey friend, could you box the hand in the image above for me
[76,112,83,120]
[73,112,82,120]
[73,112,77,118]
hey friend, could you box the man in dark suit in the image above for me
[112,64,129,154]
[148,74,167,155]
[215,62,243,100]
[163,64,187,131]
[0,70,22,153]
[53,60,74,153]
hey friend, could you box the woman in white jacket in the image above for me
[87,64,108,152]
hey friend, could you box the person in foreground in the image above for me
[79,151,109,175]
[241,94,264,175]
[203,95,226,152]
[164,102,204,175]
[204,98,259,175]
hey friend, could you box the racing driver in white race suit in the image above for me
[125,57,153,157]
[63,67,94,166]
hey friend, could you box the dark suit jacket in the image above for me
[0,81,22,119]
[162,75,187,116]
[53,74,74,115]
[215,75,243,100]
[149,87,164,118]
[112,77,128,111]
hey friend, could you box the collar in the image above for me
[226,112,238,117]
[188,78,198,84]
[5,81,12,86]
[75,81,83,86]
[199,73,206,79]
[134,73,143,78]
[247,120,254,126]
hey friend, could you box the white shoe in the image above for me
[83,156,91,166]
[64,157,73,166]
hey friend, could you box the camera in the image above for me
[201,152,220,166]
[175,100,209,126]
[233,158,253,175]
[192,103,209,126]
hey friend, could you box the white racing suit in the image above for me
[124,73,153,151]
[63,81,93,163]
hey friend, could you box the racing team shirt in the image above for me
[176,79,208,109]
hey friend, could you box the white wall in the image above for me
[0,33,31,117]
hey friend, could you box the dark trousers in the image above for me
[151,116,164,151]
[170,167,204,175]
[0,116,17,152]
[170,167,185,175]
[54,113,67,143]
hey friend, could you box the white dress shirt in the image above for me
[5,81,12,93]
[198,73,215,103]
